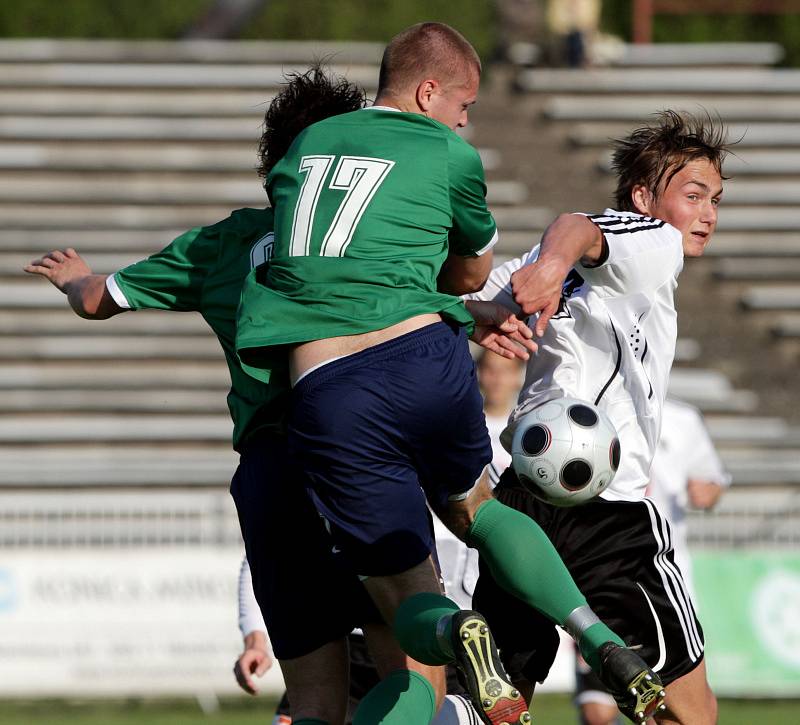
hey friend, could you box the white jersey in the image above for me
[471,210,684,501]
[646,398,730,595]
[485,412,512,487]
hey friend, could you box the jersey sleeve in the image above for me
[447,134,498,257]
[578,213,684,297]
[238,556,267,637]
[110,226,217,311]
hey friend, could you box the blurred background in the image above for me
[1,1,799,723]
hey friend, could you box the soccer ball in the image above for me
[510,397,620,507]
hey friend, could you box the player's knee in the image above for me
[704,686,718,725]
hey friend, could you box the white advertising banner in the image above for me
[0,548,285,697]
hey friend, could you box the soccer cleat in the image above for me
[450,610,532,725]
[597,642,666,722]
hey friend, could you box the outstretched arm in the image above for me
[510,214,604,336]
[24,248,123,319]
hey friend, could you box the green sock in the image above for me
[394,592,460,665]
[467,499,623,662]
[352,669,437,725]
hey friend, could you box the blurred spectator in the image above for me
[476,349,525,477]
[646,397,731,600]
[545,0,601,67]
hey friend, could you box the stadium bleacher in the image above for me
[1,38,799,552]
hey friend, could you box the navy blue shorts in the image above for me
[229,432,381,660]
[288,322,492,577]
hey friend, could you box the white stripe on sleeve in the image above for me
[105,274,132,309]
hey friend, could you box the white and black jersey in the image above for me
[470,210,684,501]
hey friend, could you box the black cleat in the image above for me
[450,610,532,725]
[598,642,666,722]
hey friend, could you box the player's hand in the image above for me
[510,257,569,337]
[233,631,273,695]
[687,479,723,510]
[24,248,91,292]
[465,300,537,360]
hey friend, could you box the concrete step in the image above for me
[0,204,265,229]
[705,415,797,444]
[0,88,274,116]
[0,229,187,253]
[740,285,800,311]
[0,414,231,443]
[0,443,236,486]
[719,449,800,485]
[0,308,211,334]
[0,115,271,141]
[702,232,800,257]
[0,388,228,414]
[771,314,800,338]
[544,95,800,122]
[668,368,758,412]
[0,334,224,360]
[519,68,800,95]
[603,42,784,68]
[0,62,378,90]
[0,39,384,65]
[0,173,524,207]
[0,142,258,172]
[0,361,228,390]
[713,258,800,281]
[700,207,800,232]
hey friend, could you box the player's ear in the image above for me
[631,185,653,215]
[416,79,437,113]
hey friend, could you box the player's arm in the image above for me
[233,556,273,695]
[444,134,498,295]
[438,249,493,295]
[464,299,536,361]
[686,479,724,510]
[24,248,123,319]
[510,214,604,335]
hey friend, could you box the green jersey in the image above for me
[236,108,497,364]
[110,207,286,450]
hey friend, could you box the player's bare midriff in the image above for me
[289,312,443,385]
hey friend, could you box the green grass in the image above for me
[1,695,799,724]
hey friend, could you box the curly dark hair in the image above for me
[257,64,367,180]
[612,110,730,212]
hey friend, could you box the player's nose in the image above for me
[700,199,717,225]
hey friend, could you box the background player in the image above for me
[237,22,662,725]
[574,397,731,725]
[469,110,729,725]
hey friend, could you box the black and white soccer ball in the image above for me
[511,398,620,507]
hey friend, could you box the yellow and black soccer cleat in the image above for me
[451,610,532,725]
